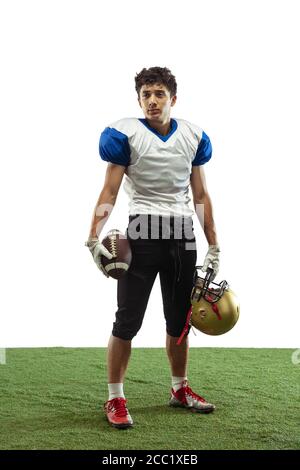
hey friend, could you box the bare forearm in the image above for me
[194,194,218,246]
[88,188,117,239]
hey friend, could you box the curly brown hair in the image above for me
[135,67,177,98]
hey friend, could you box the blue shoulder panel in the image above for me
[192,131,212,166]
[99,127,131,166]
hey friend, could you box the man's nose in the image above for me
[148,94,158,106]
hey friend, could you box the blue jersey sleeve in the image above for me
[99,127,131,166]
[192,131,212,166]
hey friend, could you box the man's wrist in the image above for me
[85,237,99,248]
[209,244,220,250]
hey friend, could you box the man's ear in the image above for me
[171,95,177,107]
[138,97,141,108]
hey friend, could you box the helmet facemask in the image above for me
[192,267,229,304]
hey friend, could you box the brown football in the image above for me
[101,229,132,279]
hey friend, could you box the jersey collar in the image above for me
[138,118,178,142]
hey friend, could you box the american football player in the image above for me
[86,67,220,428]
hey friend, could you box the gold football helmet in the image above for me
[191,267,240,335]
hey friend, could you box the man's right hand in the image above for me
[85,237,114,277]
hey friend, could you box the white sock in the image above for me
[108,383,125,400]
[172,376,187,392]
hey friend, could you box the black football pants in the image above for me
[112,215,197,340]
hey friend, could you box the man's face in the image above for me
[138,83,177,123]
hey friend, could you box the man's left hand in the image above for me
[201,245,220,281]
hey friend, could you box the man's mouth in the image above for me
[148,109,160,114]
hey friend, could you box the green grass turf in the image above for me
[0,348,299,450]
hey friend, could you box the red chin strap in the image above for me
[205,295,222,320]
[176,305,193,346]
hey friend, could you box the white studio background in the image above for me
[0,0,299,348]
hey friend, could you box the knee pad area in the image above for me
[112,324,139,341]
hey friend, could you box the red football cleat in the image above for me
[169,380,215,413]
[104,397,133,429]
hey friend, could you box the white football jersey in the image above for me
[99,118,212,217]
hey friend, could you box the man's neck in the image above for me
[146,118,171,136]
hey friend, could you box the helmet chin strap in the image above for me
[205,294,222,320]
[176,305,193,346]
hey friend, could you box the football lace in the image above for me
[110,236,117,257]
